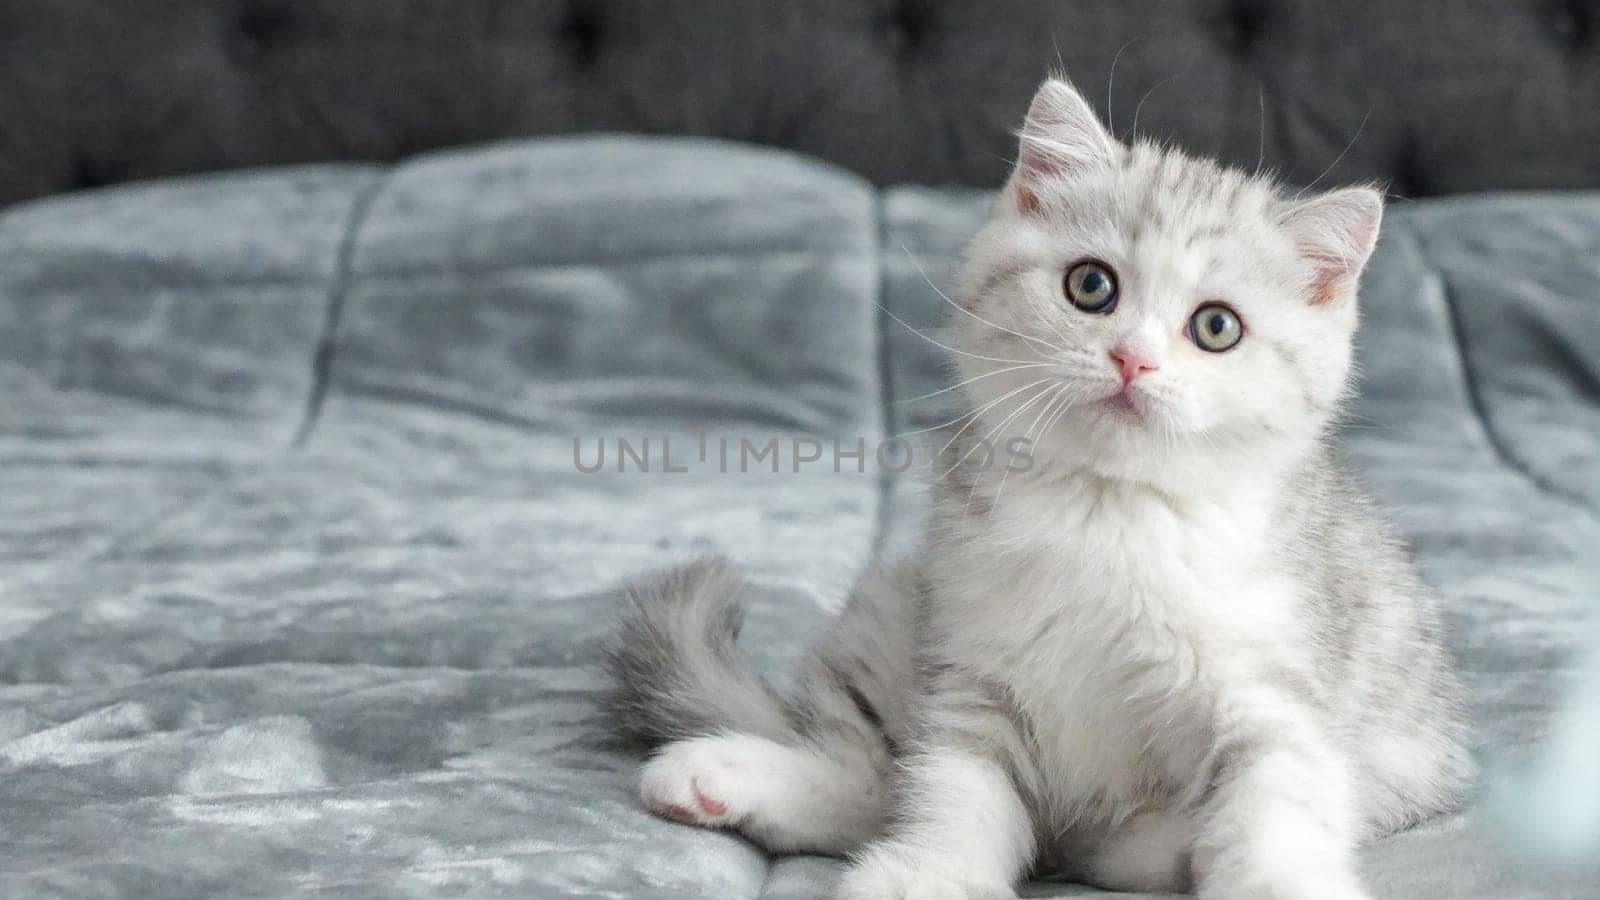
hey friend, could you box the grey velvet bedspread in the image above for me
[1,137,1596,899]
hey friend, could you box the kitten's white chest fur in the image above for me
[927,469,1303,820]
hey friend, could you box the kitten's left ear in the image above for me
[1279,187,1384,305]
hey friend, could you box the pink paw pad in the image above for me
[693,786,728,816]
[662,804,695,822]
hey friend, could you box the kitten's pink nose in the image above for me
[1109,344,1157,385]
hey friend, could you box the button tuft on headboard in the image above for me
[561,5,604,67]
[1215,0,1270,56]
[232,4,293,66]
[879,2,929,54]
[1548,0,1591,47]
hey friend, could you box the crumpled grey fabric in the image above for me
[0,137,1596,898]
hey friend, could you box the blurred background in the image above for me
[2,0,1599,203]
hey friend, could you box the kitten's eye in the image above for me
[1064,260,1118,313]
[1190,303,1243,353]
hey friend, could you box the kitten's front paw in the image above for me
[639,737,751,828]
[836,843,1016,900]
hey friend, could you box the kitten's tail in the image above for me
[607,555,792,746]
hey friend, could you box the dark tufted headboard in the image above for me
[1,0,1596,207]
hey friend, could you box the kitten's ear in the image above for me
[1279,187,1384,305]
[1010,78,1119,214]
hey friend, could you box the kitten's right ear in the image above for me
[1010,78,1120,214]
[1279,186,1384,305]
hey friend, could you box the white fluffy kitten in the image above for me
[611,76,1471,900]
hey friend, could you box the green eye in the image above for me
[1190,304,1243,352]
[1064,260,1118,313]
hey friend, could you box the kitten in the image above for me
[609,76,1472,900]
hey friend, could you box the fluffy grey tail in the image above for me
[607,556,793,747]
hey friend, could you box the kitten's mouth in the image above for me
[1101,389,1144,421]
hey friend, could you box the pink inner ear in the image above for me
[1018,138,1066,182]
[1286,188,1384,304]
[1008,79,1119,209]
[1014,183,1042,216]
[1013,140,1064,215]
[1305,246,1362,305]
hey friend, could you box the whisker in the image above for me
[1299,107,1372,197]
[893,362,1053,406]
[1031,382,1103,481]
[961,385,1060,517]
[1254,84,1267,178]
[1017,386,1069,456]
[892,394,994,442]
[1130,75,1176,142]
[901,246,1066,355]
[932,378,1056,458]
[931,381,1056,486]
[917,378,1055,450]
[1034,297,1080,350]
[988,385,1069,515]
[1105,37,1139,137]
[877,301,1037,366]
[1040,386,1076,440]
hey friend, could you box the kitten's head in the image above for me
[954,77,1382,487]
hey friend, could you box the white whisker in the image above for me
[929,381,1055,487]
[963,385,1058,518]
[930,378,1056,456]
[988,385,1069,516]
[1106,37,1139,138]
[894,362,1053,406]
[1254,84,1267,178]
[1299,108,1371,197]
[1130,75,1175,142]
[901,246,1066,355]
[877,302,1037,366]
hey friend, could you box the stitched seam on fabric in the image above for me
[290,173,391,448]
[1421,231,1590,511]
[868,190,894,565]
[0,173,399,585]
